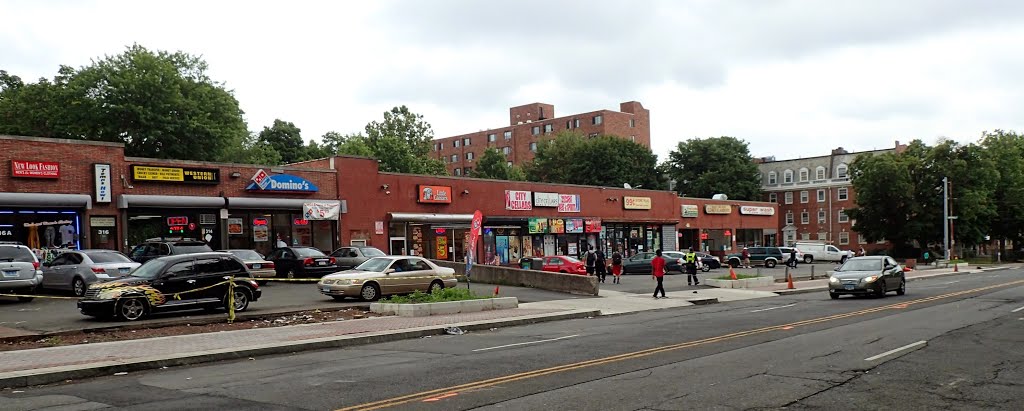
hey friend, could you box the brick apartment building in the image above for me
[432,101,651,176]
[757,142,907,252]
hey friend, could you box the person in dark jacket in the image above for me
[595,248,607,283]
[611,249,623,284]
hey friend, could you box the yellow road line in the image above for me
[336,278,1024,411]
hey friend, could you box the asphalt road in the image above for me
[0,280,586,334]
[3,268,1022,410]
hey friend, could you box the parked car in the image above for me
[77,252,261,321]
[0,243,43,302]
[778,247,804,266]
[726,247,784,268]
[541,255,587,275]
[621,252,681,274]
[318,256,457,301]
[218,249,275,285]
[662,251,721,272]
[268,246,338,278]
[127,239,214,263]
[329,246,386,269]
[41,250,140,296]
[828,256,906,299]
[794,242,849,264]
[696,252,722,270]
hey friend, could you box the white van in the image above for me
[794,242,848,264]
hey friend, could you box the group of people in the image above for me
[582,246,624,284]
[583,246,703,299]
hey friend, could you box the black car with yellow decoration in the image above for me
[78,252,261,321]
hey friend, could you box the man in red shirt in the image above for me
[651,249,667,299]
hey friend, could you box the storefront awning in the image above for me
[228,197,341,210]
[118,195,225,209]
[388,213,474,223]
[0,193,92,209]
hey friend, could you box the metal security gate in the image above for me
[661,225,677,251]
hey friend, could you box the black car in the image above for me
[622,252,683,274]
[77,252,261,321]
[268,246,338,278]
[127,239,214,263]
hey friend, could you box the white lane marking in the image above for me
[1011,306,1024,313]
[472,334,581,352]
[865,340,928,361]
[750,303,797,313]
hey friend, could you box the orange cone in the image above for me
[953,260,958,272]
[494,285,500,296]
[729,266,738,280]
[787,271,795,289]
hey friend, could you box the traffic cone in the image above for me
[787,271,795,289]
[729,266,738,280]
[494,285,500,296]
[953,260,958,272]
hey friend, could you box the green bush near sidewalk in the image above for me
[383,287,491,304]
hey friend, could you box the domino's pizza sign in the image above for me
[246,169,318,193]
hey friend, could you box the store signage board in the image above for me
[549,219,565,234]
[623,196,652,210]
[565,218,584,233]
[528,218,549,234]
[417,185,452,204]
[94,163,112,203]
[374,221,384,235]
[533,192,559,207]
[303,202,340,220]
[227,218,243,235]
[740,205,775,216]
[505,190,533,210]
[12,160,60,179]
[245,169,318,193]
[167,216,189,226]
[557,194,581,213]
[252,217,269,226]
[681,204,699,218]
[584,218,602,233]
[131,165,220,184]
[705,204,733,215]
[90,216,116,228]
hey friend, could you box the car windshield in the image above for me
[355,257,394,272]
[360,247,386,257]
[130,260,168,279]
[84,251,132,264]
[838,259,883,272]
[174,244,213,254]
[0,246,34,263]
[293,247,327,258]
[227,250,263,260]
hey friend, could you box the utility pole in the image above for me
[943,177,949,261]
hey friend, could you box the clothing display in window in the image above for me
[44,226,56,247]
[27,225,39,249]
[60,224,76,246]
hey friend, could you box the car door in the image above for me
[127,244,148,263]
[624,253,653,273]
[152,259,197,304]
[392,258,431,293]
[269,249,292,276]
[42,254,70,289]
[61,252,86,288]
[826,245,843,261]
[193,257,234,302]
[883,257,900,290]
[332,247,356,269]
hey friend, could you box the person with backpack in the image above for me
[585,245,597,276]
[611,248,623,284]
[595,248,607,283]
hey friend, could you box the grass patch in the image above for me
[382,287,490,304]
[713,274,762,280]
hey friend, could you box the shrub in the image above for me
[383,287,490,304]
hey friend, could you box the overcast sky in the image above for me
[4,0,1024,161]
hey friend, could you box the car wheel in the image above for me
[829,292,839,300]
[72,277,87,297]
[804,255,814,264]
[428,280,444,294]
[117,297,147,321]
[896,277,906,296]
[17,296,34,302]
[701,265,711,272]
[360,283,381,302]
[331,296,347,301]
[765,260,777,269]
[227,288,251,312]
[876,281,887,298]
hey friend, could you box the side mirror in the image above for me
[384,268,395,274]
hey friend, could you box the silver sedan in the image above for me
[40,250,140,296]
[318,256,457,301]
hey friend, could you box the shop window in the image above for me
[768,193,777,203]
[784,192,793,204]
[817,189,826,202]
[801,211,809,225]
[800,191,809,203]
[838,187,849,201]
[839,232,850,245]
[768,171,777,185]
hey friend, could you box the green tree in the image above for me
[845,149,919,249]
[258,119,307,164]
[321,131,374,157]
[664,137,762,200]
[0,45,248,161]
[979,130,1024,255]
[363,106,446,174]
[526,132,662,188]
[222,132,282,165]
[475,147,526,180]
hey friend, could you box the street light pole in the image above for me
[943,176,949,261]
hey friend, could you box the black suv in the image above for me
[726,247,784,268]
[78,252,261,321]
[127,239,213,263]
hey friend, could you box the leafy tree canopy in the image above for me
[474,147,526,181]
[363,106,446,175]
[664,136,762,200]
[526,132,663,189]
[258,119,307,164]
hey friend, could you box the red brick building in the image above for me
[1,135,776,264]
[432,101,651,176]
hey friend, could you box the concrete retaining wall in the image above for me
[704,276,775,289]
[370,297,519,317]
[432,260,599,296]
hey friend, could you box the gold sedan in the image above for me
[318,256,458,301]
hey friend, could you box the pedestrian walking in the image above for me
[585,246,597,276]
[595,248,607,283]
[685,248,700,286]
[787,248,798,268]
[611,249,623,284]
[652,249,667,298]
[741,247,751,268]
[858,246,866,256]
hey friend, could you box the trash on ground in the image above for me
[444,326,465,335]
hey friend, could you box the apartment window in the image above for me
[838,209,849,223]
[784,170,793,183]
[463,137,471,146]
[817,189,826,202]
[785,212,794,225]
[502,146,511,155]
[799,168,809,182]
[839,232,850,245]
[817,232,827,241]
[454,140,460,148]
[801,233,810,241]
[565,120,572,129]
[800,191,809,203]
[588,133,598,138]
[816,166,826,180]
[768,193,778,203]
[801,211,810,225]
[593,115,603,125]
[450,154,457,162]
[506,161,513,167]
[817,210,826,224]
[630,135,636,143]
[573,119,580,128]
[544,124,553,133]
[858,234,867,244]
[531,126,540,135]
[454,168,462,176]
[463,167,472,176]
[504,130,512,139]
[529,142,537,152]
[784,192,793,204]
[629,118,636,128]
[837,187,849,201]
[836,164,849,179]
[466,152,475,161]
[487,133,496,142]
[433,143,439,151]
[768,171,777,185]
[786,231,796,244]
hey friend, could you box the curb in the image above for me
[772,267,1010,296]
[0,308,600,389]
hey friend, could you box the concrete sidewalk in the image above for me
[750,264,1018,295]
[523,288,777,314]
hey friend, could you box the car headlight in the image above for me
[349,279,362,285]
[863,276,878,283]
[829,276,839,284]
[321,279,334,285]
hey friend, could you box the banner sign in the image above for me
[557,194,581,213]
[533,192,559,207]
[12,160,60,179]
[246,169,318,192]
[466,210,483,277]
[418,185,453,204]
[131,165,219,184]
[740,205,775,216]
[681,204,699,218]
[623,196,652,210]
[549,219,565,234]
[94,163,112,203]
[565,218,584,233]
[705,204,733,215]
[584,218,602,233]
[528,218,549,234]
[303,202,340,220]
[505,190,533,210]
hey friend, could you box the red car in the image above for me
[541,256,587,275]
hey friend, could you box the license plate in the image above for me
[844,284,855,290]
[318,261,326,266]
[2,271,18,278]
[322,286,331,292]
[119,268,130,274]
[252,264,261,269]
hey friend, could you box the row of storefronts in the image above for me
[0,135,779,262]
